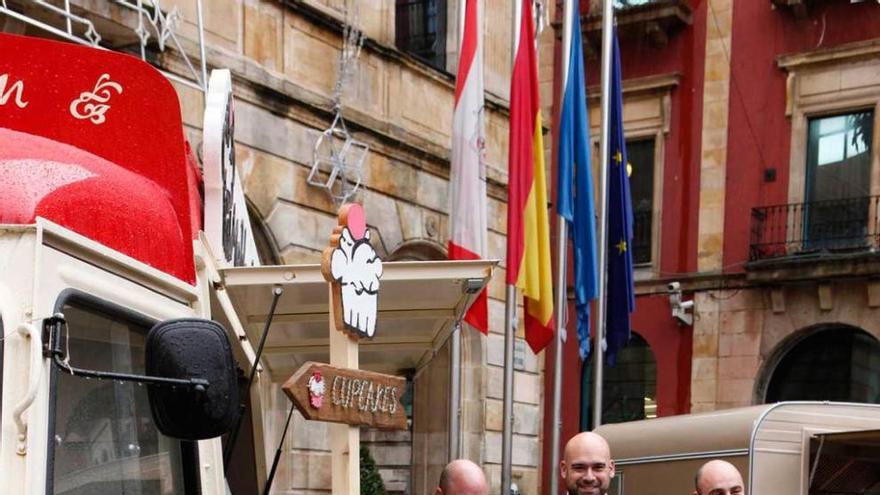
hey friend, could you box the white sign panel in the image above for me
[203,69,260,267]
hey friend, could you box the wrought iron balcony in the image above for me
[583,0,693,51]
[633,207,652,265]
[771,0,838,19]
[749,196,880,262]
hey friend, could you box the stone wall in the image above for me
[696,0,732,272]
[690,279,880,412]
[168,1,553,494]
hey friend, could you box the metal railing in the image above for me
[749,195,880,261]
[632,207,652,265]
[590,0,666,11]
[0,0,207,92]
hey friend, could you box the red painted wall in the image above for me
[631,295,693,414]
[722,3,880,270]
[545,3,880,491]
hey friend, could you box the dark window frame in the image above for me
[395,0,448,72]
[803,109,874,250]
[626,137,656,266]
[763,325,880,405]
[580,332,658,429]
[46,289,201,495]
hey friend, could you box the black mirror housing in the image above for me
[146,318,240,440]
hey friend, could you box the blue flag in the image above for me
[557,11,598,361]
[605,29,635,366]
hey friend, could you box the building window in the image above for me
[580,333,657,428]
[395,0,447,71]
[628,138,655,265]
[765,326,880,404]
[589,74,677,275]
[804,110,874,250]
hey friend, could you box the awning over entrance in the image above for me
[210,260,496,378]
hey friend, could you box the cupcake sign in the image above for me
[322,203,383,338]
[283,362,407,430]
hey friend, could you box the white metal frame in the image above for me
[0,0,208,92]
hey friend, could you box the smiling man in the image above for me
[560,432,616,495]
[693,460,745,495]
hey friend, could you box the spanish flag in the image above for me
[507,0,554,353]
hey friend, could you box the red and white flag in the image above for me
[449,0,488,334]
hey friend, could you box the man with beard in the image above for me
[693,460,745,495]
[435,459,489,495]
[560,432,615,495]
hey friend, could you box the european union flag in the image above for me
[605,29,635,366]
[557,11,598,361]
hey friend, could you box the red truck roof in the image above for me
[0,33,199,283]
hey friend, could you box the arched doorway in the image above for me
[764,325,880,404]
[580,333,658,429]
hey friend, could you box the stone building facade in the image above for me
[1,0,557,494]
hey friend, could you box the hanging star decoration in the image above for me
[309,113,369,205]
[307,0,368,205]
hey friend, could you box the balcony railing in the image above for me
[583,0,693,52]
[749,196,880,262]
[633,208,652,265]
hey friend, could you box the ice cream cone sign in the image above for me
[322,203,383,338]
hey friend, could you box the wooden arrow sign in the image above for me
[282,362,407,430]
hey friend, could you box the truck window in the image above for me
[48,298,198,494]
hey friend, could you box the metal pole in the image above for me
[458,0,467,56]
[502,287,517,495]
[550,1,574,491]
[503,1,523,492]
[196,0,209,92]
[224,286,283,467]
[592,0,615,431]
[63,0,72,35]
[448,321,462,461]
[449,0,467,462]
[550,217,567,495]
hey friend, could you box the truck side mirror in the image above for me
[146,318,240,440]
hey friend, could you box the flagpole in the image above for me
[447,0,469,463]
[502,0,523,491]
[449,321,461,460]
[550,0,575,493]
[593,0,615,430]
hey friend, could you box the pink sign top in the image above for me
[345,203,367,240]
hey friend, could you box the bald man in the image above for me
[694,460,745,495]
[560,432,615,495]
[435,459,488,495]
